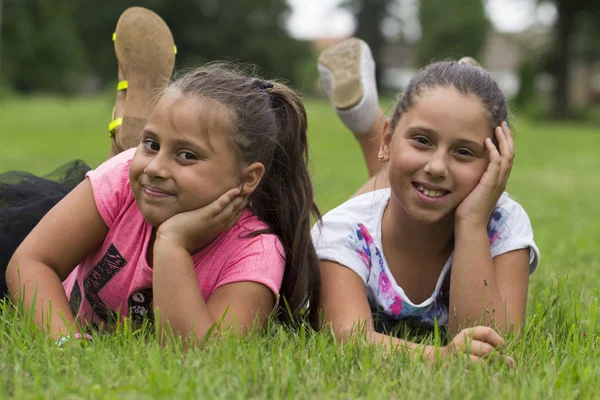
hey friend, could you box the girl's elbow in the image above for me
[328,321,365,343]
[334,327,353,342]
[5,252,27,296]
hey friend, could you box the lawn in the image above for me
[0,95,599,398]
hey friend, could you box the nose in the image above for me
[423,149,449,178]
[143,151,170,179]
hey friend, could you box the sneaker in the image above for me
[317,38,378,134]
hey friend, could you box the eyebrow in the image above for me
[173,138,210,152]
[454,138,485,151]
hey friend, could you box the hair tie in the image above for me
[253,79,273,101]
[251,78,273,90]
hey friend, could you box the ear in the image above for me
[378,118,392,163]
[240,162,265,197]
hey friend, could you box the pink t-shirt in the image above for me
[62,149,285,327]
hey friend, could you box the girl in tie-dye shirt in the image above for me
[313,39,539,364]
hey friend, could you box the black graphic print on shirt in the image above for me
[68,281,82,315]
[128,288,154,325]
[83,243,127,322]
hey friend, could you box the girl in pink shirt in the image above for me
[4,34,320,344]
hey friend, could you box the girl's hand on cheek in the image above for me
[156,188,248,253]
[455,122,515,228]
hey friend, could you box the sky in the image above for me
[286,0,557,39]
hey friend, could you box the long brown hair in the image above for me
[170,63,321,322]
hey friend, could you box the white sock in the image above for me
[318,40,379,135]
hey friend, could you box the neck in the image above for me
[382,198,455,256]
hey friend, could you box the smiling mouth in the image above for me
[412,183,450,198]
[142,185,175,198]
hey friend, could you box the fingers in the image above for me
[485,122,515,190]
[504,355,516,369]
[495,123,511,158]
[469,354,482,364]
[449,327,515,366]
[484,137,502,183]
[450,326,505,355]
[210,188,242,216]
[503,121,515,155]
[213,190,248,229]
[222,196,248,229]
[468,326,506,349]
[495,122,515,184]
[225,198,248,230]
[467,339,496,358]
[467,354,515,368]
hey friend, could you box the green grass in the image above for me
[1,96,599,398]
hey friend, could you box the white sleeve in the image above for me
[488,199,540,274]
[311,219,371,284]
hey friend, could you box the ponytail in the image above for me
[251,83,321,323]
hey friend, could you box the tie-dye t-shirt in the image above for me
[311,189,539,326]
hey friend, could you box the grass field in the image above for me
[1,95,599,398]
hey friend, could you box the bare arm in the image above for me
[450,123,529,333]
[449,223,530,334]
[152,235,274,346]
[320,260,510,363]
[6,179,108,338]
[320,260,441,358]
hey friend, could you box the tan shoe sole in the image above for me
[318,38,364,110]
[113,7,175,151]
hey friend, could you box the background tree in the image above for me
[417,0,490,66]
[156,0,316,91]
[341,0,395,90]
[543,0,600,117]
[2,0,86,93]
[1,0,315,93]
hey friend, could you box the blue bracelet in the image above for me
[55,333,93,347]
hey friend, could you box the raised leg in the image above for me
[107,7,176,159]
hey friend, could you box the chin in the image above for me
[139,208,170,228]
[412,213,443,224]
[407,207,453,225]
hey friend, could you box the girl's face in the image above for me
[129,90,241,227]
[381,86,494,224]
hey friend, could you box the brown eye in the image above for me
[412,136,431,146]
[455,148,475,157]
[143,139,159,152]
[177,151,199,161]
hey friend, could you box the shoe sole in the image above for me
[114,7,175,149]
[318,38,364,110]
[458,56,482,68]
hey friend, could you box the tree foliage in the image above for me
[1,0,316,94]
[341,0,396,90]
[417,0,490,66]
[2,0,86,93]
[340,0,490,83]
[544,0,600,117]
